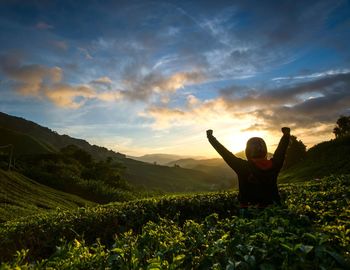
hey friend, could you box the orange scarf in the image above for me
[251,158,273,170]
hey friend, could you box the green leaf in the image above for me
[303,232,317,241]
[326,251,349,268]
[226,260,235,270]
[173,254,185,262]
[299,245,313,254]
[281,243,293,252]
[111,248,124,254]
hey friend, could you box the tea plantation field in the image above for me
[0,175,349,269]
[0,169,95,222]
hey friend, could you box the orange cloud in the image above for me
[153,71,204,93]
[91,76,113,85]
[4,63,62,95]
[0,55,122,108]
[44,84,95,109]
[143,96,241,129]
[143,72,347,148]
[96,91,123,102]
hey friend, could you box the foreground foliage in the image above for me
[1,175,349,269]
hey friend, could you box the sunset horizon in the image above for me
[1,0,349,158]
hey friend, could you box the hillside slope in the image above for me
[121,158,232,191]
[280,136,350,182]
[0,112,125,160]
[0,169,95,222]
[0,127,55,156]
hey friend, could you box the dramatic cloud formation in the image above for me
[0,0,349,156]
[143,70,350,143]
[0,53,204,109]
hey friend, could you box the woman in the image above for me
[206,127,290,216]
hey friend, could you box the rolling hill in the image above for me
[279,136,350,182]
[130,153,194,165]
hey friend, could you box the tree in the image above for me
[60,145,93,166]
[333,115,350,138]
[282,136,306,170]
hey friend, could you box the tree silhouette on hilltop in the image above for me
[333,115,350,138]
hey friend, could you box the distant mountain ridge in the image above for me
[130,153,205,165]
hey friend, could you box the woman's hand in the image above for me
[281,127,290,135]
[206,129,213,138]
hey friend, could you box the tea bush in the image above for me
[1,175,349,269]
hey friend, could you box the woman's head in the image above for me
[245,137,267,160]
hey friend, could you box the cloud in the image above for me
[44,84,95,109]
[142,71,350,142]
[0,54,122,108]
[122,70,205,101]
[0,54,62,95]
[219,70,350,109]
[272,69,350,81]
[142,97,235,129]
[0,52,206,108]
[97,91,123,102]
[187,94,200,107]
[90,76,113,86]
[2,0,349,87]
[36,21,54,30]
[221,72,350,132]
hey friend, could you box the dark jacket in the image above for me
[208,134,290,206]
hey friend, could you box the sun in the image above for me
[227,130,268,153]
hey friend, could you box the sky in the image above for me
[0,0,350,158]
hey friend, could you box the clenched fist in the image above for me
[206,129,213,138]
[281,127,290,135]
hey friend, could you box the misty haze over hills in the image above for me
[129,153,207,165]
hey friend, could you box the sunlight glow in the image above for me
[219,129,269,154]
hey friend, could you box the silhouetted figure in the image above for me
[207,128,290,216]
